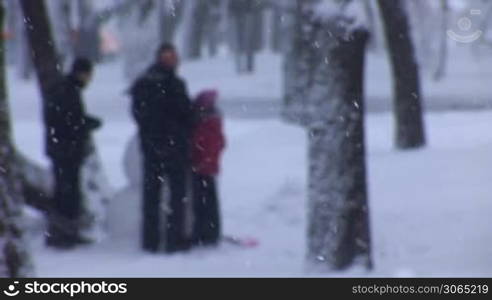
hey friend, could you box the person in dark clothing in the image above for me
[44,58,102,249]
[130,43,193,253]
[191,90,225,247]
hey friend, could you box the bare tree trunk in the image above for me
[244,6,265,72]
[183,0,211,59]
[19,0,63,99]
[230,7,247,73]
[434,0,449,81]
[378,0,426,149]
[284,1,372,271]
[158,0,186,44]
[307,27,371,271]
[270,6,283,53]
[229,0,262,73]
[206,0,222,57]
[18,0,64,228]
[244,12,256,73]
[0,2,33,277]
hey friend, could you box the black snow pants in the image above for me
[53,159,83,218]
[141,143,189,253]
[46,156,85,247]
[192,174,221,246]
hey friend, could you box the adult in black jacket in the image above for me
[44,58,101,249]
[130,43,193,253]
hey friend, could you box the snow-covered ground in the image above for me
[21,112,492,277]
[7,52,492,277]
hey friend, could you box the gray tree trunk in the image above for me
[378,0,426,149]
[306,26,372,271]
[270,6,283,53]
[0,2,33,277]
[205,0,222,57]
[183,0,211,60]
[229,0,262,73]
[284,1,372,271]
[158,0,186,44]
[434,0,449,81]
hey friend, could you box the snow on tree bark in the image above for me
[284,0,372,271]
[0,2,33,277]
[377,0,426,149]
